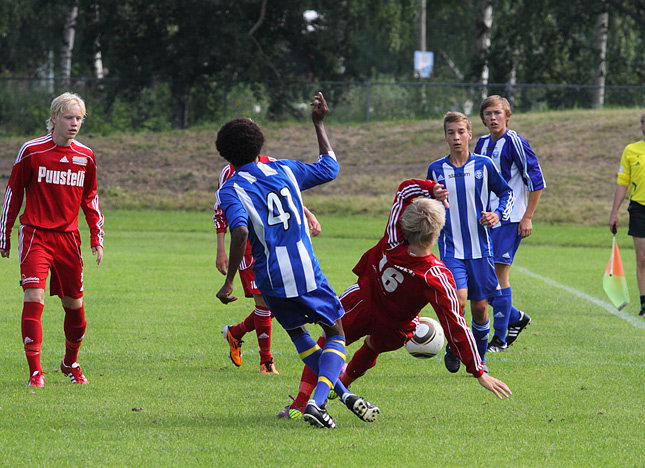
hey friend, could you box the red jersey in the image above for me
[1,134,104,251]
[213,156,275,269]
[352,179,486,377]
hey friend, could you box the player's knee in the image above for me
[321,319,344,339]
[61,296,83,310]
[24,288,45,304]
[470,301,489,322]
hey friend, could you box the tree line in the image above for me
[1,0,644,130]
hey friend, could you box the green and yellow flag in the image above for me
[603,235,629,310]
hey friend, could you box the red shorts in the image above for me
[239,264,260,297]
[237,242,260,298]
[18,225,84,298]
[339,284,416,354]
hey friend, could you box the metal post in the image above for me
[365,80,371,124]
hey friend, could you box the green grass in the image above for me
[0,211,643,467]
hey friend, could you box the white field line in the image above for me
[514,266,645,330]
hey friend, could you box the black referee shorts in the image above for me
[628,201,645,238]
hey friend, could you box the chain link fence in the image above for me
[2,77,645,136]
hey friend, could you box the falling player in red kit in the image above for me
[0,92,104,387]
[214,157,321,374]
[280,179,511,418]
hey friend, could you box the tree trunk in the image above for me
[92,3,104,80]
[476,0,493,99]
[440,49,464,81]
[93,50,104,80]
[170,79,190,129]
[60,1,79,82]
[593,8,609,108]
[44,50,55,93]
[507,48,520,109]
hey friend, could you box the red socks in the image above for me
[63,305,86,366]
[21,301,87,374]
[254,306,272,362]
[342,342,379,387]
[229,311,256,340]
[22,302,44,375]
[229,305,273,364]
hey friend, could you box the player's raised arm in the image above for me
[310,92,333,156]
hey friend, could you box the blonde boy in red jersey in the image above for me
[281,179,511,418]
[0,92,104,387]
[214,158,321,374]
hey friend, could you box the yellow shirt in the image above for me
[617,140,645,203]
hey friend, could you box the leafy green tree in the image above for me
[606,0,645,25]
[425,0,478,81]
[485,0,619,109]
[310,0,419,80]
[96,1,242,128]
[0,1,66,77]
[95,0,423,125]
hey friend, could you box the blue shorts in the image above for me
[491,223,522,265]
[262,278,344,330]
[442,257,501,301]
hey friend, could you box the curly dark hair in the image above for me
[215,118,265,167]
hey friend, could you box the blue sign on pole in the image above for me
[414,51,434,78]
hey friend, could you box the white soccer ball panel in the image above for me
[405,316,445,359]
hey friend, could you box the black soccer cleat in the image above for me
[303,400,337,429]
[487,335,508,353]
[343,394,379,422]
[444,345,461,373]
[506,311,531,347]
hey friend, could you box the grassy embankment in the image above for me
[1,107,643,226]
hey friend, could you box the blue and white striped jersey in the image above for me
[475,129,546,224]
[217,153,338,298]
[426,153,514,260]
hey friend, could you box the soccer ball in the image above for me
[405,316,445,359]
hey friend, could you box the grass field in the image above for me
[0,211,643,467]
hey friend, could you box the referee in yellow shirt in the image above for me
[609,111,645,316]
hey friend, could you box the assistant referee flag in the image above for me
[603,235,629,310]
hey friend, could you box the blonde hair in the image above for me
[443,111,471,133]
[479,95,512,123]
[399,198,446,249]
[46,92,86,132]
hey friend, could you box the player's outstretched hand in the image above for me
[310,92,328,124]
[217,281,238,304]
[477,373,512,399]
[0,248,9,258]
